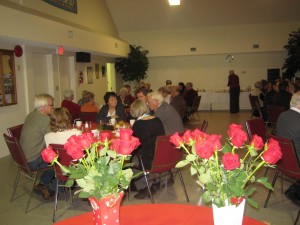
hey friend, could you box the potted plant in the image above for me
[115,45,149,83]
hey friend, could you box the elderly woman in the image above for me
[44,107,82,146]
[96,92,126,123]
[130,99,165,199]
[80,91,99,113]
[117,87,132,108]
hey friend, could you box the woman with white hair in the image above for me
[117,87,132,108]
[61,89,81,123]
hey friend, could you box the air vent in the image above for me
[190,47,197,52]
[252,44,260,49]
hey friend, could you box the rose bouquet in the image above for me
[42,129,140,199]
[170,123,282,208]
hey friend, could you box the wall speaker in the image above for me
[76,52,91,63]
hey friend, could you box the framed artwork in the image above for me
[79,71,83,84]
[95,63,100,79]
[87,67,93,84]
[102,65,106,77]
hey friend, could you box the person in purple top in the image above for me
[227,70,240,113]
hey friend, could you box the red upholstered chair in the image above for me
[186,95,201,120]
[3,133,52,213]
[79,112,97,123]
[267,105,285,132]
[138,135,189,203]
[263,134,300,225]
[245,118,267,142]
[249,94,263,119]
[49,144,74,222]
[7,124,23,140]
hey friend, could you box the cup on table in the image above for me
[91,129,100,138]
[109,118,116,125]
[75,120,82,129]
[130,119,136,126]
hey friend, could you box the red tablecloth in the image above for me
[54,204,266,225]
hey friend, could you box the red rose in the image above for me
[222,153,240,170]
[250,134,264,150]
[227,124,248,148]
[192,129,206,141]
[170,132,184,148]
[65,144,84,160]
[120,129,133,141]
[195,139,214,159]
[77,133,95,149]
[100,132,111,143]
[130,136,140,149]
[230,196,245,205]
[262,138,282,164]
[110,139,120,152]
[206,134,222,151]
[118,140,135,155]
[41,146,57,163]
[182,130,194,144]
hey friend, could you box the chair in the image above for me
[267,105,285,132]
[187,95,201,120]
[138,135,189,203]
[245,118,267,142]
[79,112,97,123]
[200,120,208,132]
[7,124,23,140]
[3,133,52,213]
[248,94,263,119]
[49,144,74,222]
[264,134,300,225]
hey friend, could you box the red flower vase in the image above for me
[89,192,124,225]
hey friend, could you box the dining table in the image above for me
[53,203,267,225]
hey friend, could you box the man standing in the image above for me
[147,91,184,135]
[227,70,240,113]
[61,89,81,123]
[20,93,55,200]
[277,92,300,206]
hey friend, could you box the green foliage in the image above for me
[283,28,300,76]
[115,45,149,82]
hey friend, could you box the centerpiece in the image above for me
[42,129,140,225]
[170,123,282,225]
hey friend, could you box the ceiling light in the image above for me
[168,0,180,6]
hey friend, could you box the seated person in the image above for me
[272,80,293,110]
[170,85,186,119]
[44,107,82,146]
[123,84,135,103]
[158,86,171,104]
[96,92,126,123]
[20,93,55,200]
[61,89,81,123]
[135,87,149,103]
[78,90,88,106]
[130,100,165,199]
[81,91,99,113]
[117,87,132,108]
[184,82,198,109]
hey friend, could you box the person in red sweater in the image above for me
[61,89,81,123]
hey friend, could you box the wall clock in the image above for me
[225,54,234,63]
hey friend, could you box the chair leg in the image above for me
[144,172,154,203]
[53,183,59,222]
[178,169,189,202]
[264,167,269,176]
[11,168,21,202]
[264,169,279,208]
[25,172,38,214]
[294,209,300,225]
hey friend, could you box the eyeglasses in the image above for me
[48,104,54,107]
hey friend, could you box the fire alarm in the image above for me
[14,45,23,57]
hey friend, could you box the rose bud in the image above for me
[42,146,57,163]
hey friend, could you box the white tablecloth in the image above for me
[198,91,251,111]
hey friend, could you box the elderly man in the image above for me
[277,92,300,206]
[147,91,184,135]
[227,70,240,113]
[61,89,81,122]
[20,93,55,200]
[184,82,198,109]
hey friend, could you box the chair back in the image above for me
[245,118,267,142]
[249,94,262,118]
[150,135,183,173]
[7,124,23,140]
[267,134,300,180]
[267,105,285,127]
[200,120,208,132]
[49,144,73,181]
[3,133,31,173]
[191,96,201,111]
[79,112,97,123]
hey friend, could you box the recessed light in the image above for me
[168,0,180,6]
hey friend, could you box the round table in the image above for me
[54,203,266,225]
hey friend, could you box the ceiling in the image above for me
[105,0,300,33]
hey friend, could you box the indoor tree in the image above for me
[115,45,149,83]
[282,28,300,78]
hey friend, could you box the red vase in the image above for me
[89,192,124,225]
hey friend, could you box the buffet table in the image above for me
[199,91,251,111]
[54,204,266,225]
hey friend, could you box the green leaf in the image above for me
[186,154,196,162]
[199,173,211,184]
[245,187,256,197]
[222,142,232,153]
[107,150,117,159]
[190,165,197,175]
[257,177,273,190]
[246,196,258,208]
[65,179,74,187]
[202,191,212,203]
[176,160,189,168]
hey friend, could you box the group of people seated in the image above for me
[19,79,198,201]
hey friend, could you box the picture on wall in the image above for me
[102,65,106,77]
[79,71,83,84]
[87,67,93,84]
[95,63,100,79]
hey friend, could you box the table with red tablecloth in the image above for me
[54,203,266,225]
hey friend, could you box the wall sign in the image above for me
[43,0,77,14]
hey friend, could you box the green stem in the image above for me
[242,161,265,187]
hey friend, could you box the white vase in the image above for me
[212,198,246,225]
